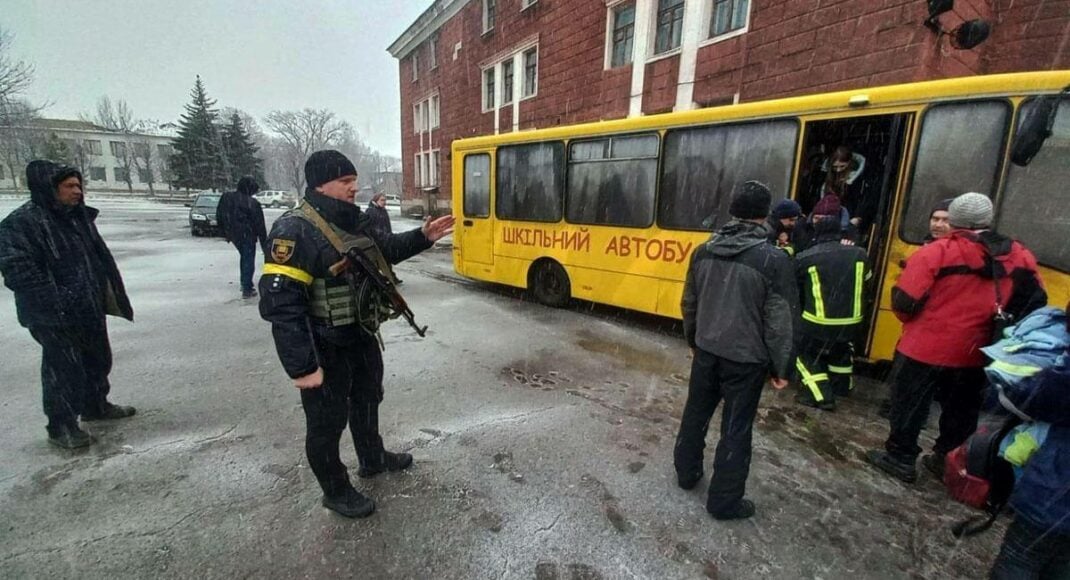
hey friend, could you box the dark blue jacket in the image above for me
[0,160,132,328]
[1006,348,1070,534]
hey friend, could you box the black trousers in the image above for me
[884,352,986,463]
[674,349,766,515]
[236,239,257,293]
[990,517,1070,580]
[795,335,854,404]
[300,334,387,497]
[29,321,113,434]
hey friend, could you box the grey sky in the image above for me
[3,0,429,156]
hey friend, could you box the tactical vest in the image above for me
[291,202,397,332]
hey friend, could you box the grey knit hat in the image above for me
[948,192,993,229]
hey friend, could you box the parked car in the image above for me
[253,190,296,208]
[189,193,222,237]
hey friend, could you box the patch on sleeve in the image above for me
[271,239,296,264]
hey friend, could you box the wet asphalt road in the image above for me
[0,197,1004,579]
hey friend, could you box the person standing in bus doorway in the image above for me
[793,195,870,411]
[674,181,798,521]
[865,192,1047,483]
[258,150,453,518]
[925,198,953,242]
[766,199,802,256]
[217,176,268,299]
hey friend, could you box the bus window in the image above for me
[496,142,565,222]
[999,99,1070,272]
[463,153,491,217]
[901,101,1009,243]
[566,133,658,227]
[658,119,797,231]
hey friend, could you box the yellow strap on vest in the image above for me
[264,263,313,285]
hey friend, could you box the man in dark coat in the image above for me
[0,160,136,449]
[217,176,268,298]
[674,180,798,521]
[258,150,453,518]
[365,193,392,239]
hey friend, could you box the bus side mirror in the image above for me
[1011,93,1063,167]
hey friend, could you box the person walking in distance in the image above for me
[674,181,798,520]
[217,176,268,299]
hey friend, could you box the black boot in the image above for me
[358,451,414,478]
[677,469,703,491]
[921,453,946,479]
[48,424,94,449]
[322,487,376,518]
[796,393,836,412]
[865,449,918,483]
[82,402,136,421]
[709,499,756,521]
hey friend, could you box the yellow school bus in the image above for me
[451,71,1070,363]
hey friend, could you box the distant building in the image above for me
[0,118,176,193]
[389,0,1067,213]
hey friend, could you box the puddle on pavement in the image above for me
[575,329,679,377]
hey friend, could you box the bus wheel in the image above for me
[529,260,570,308]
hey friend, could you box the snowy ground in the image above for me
[0,198,1004,579]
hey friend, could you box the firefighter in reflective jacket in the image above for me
[794,195,870,411]
[258,150,454,519]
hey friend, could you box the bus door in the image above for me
[795,112,915,357]
[459,152,495,266]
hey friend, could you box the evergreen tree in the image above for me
[169,76,226,190]
[222,112,264,187]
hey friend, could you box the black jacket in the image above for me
[794,223,870,342]
[217,187,268,250]
[259,190,432,378]
[365,202,392,239]
[0,160,133,328]
[682,220,799,379]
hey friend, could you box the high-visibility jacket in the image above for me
[794,234,870,342]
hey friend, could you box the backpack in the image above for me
[944,413,1021,537]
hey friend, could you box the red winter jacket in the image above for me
[892,230,1047,368]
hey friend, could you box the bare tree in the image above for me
[0,28,42,189]
[264,108,349,193]
[0,28,34,107]
[84,96,138,192]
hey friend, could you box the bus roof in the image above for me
[453,71,1070,152]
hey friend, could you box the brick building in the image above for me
[389,0,1068,213]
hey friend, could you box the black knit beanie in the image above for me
[729,180,772,220]
[305,150,357,190]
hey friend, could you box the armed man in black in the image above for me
[793,194,870,411]
[259,150,453,518]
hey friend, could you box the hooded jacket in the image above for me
[258,189,432,378]
[0,160,133,328]
[892,229,1046,367]
[682,220,798,379]
[216,177,268,250]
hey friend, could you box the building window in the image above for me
[655,0,685,54]
[411,53,419,82]
[430,95,440,129]
[502,60,514,105]
[610,4,636,68]
[88,167,106,181]
[429,37,438,70]
[523,48,538,98]
[432,150,440,186]
[85,140,102,155]
[483,68,496,111]
[483,0,496,33]
[710,0,749,38]
[109,141,127,158]
[0,165,5,180]
[114,167,130,183]
[521,0,537,9]
[414,154,422,187]
[138,168,152,183]
[158,144,173,158]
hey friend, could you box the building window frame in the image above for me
[502,60,515,105]
[521,0,538,10]
[653,0,685,55]
[482,67,496,112]
[429,37,438,70]
[483,0,496,34]
[605,2,636,70]
[522,47,538,99]
[702,0,752,46]
[411,52,419,82]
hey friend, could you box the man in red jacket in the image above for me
[866,192,1047,483]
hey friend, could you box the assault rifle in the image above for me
[330,247,427,337]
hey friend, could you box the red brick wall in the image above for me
[396,0,1069,209]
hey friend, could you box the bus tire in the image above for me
[529,260,571,308]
